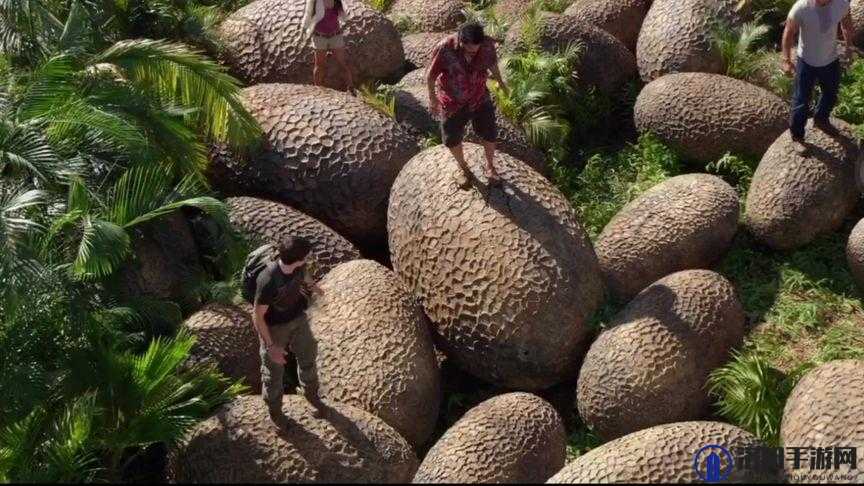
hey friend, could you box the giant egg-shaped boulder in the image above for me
[634,72,789,163]
[549,421,765,483]
[595,173,740,301]
[402,32,450,68]
[389,0,465,32]
[209,84,420,247]
[225,196,361,280]
[847,218,864,291]
[577,270,745,440]
[564,0,651,51]
[414,392,566,483]
[388,143,604,389]
[183,303,260,391]
[167,395,418,482]
[217,0,403,88]
[636,0,747,81]
[781,359,864,483]
[744,119,861,251]
[306,259,441,449]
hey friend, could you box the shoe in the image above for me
[790,134,809,155]
[813,118,839,135]
[454,168,472,189]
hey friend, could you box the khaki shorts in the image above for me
[312,33,345,51]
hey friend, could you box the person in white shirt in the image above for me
[782,0,855,145]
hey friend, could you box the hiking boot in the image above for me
[269,408,291,429]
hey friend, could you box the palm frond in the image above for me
[0,119,62,183]
[1,188,46,249]
[89,39,261,151]
[71,216,130,279]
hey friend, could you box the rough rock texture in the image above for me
[414,393,566,483]
[167,395,418,482]
[402,32,450,68]
[398,67,428,87]
[494,0,534,23]
[847,219,864,291]
[388,144,604,389]
[636,0,747,81]
[595,173,740,301]
[634,73,789,163]
[116,212,204,306]
[225,196,360,280]
[577,270,745,440]
[208,84,420,247]
[744,119,861,251]
[564,0,651,51]
[392,83,547,175]
[183,303,260,391]
[306,259,441,449]
[549,421,765,483]
[781,360,864,483]
[505,13,636,95]
[853,0,864,48]
[389,0,465,32]
[217,0,403,88]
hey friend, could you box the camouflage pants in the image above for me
[259,313,320,415]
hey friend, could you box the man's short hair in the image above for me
[459,22,485,45]
[278,236,311,264]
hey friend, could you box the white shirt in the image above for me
[788,0,851,67]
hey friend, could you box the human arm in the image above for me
[782,16,800,75]
[841,11,855,53]
[252,302,286,365]
[427,44,445,116]
[489,62,508,96]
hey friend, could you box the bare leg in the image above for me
[332,48,355,94]
[313,50,327,87]
[481,140,500,183]
[446,143,473,188]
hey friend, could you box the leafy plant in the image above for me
[492,42,583,161]
[713,20,774,81]
[358,82,396,119]
[566,426,602,462]
[708,350,799,445]
[835,59,864,126]
[462,3,509,41]
[555,134,682,238]
[367,0,395,12]
[705,152,757,198]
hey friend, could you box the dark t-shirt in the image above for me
[254,263,312,325]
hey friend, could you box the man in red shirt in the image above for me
[427,22,509,188]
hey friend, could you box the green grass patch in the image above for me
[553,133,683,238]
[711,231,864,443]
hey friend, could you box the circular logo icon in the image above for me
[693,444,734,483]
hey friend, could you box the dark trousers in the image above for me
[790,59,841,139]
[259,313,319,415]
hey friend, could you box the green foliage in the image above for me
[835,59,864,127]
[534,0,572,14]
[708,350,799,446]
[493,43,581,160]
[462,3,508,41]
[566,426,602,462]
[368,0,395,12]
[420,133,442,149]
[705,152,757,198]
[712,232,864,441]
[554,134,683,238]
[358,82,396,119]
[714,20,773,81]
[393,15,420,34]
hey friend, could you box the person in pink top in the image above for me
[302,0,355,93]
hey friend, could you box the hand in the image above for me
[498,81,510,96]
[782,58,795,77]
[267,344,287,365]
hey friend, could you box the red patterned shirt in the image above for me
[427,34,498,118]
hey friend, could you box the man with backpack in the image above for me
[245,237,325,424]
